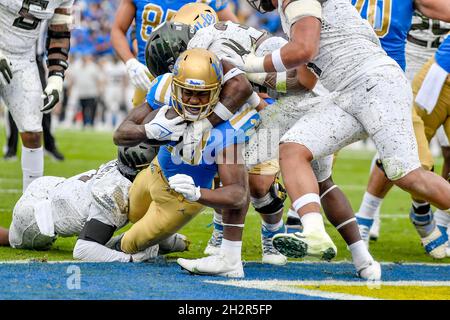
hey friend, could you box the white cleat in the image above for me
[272,230,337,261]
[131,244,159,263]
[358,224,370,249]
[159,233,190,254]
[356,260,381,281]
[369,211,380,241]
[421,227,448,259]
[177,254,244,278]
[261,225,287,265]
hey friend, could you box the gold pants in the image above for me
[121,159,204,253]
[248,159,280,175]
[131,73,154,107]
[413,58,450,171]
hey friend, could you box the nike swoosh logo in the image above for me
[366,84,377,92]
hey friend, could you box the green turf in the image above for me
[0,127,449,264]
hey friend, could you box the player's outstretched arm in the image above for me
[415,0,450,22]
[111,0,136,64]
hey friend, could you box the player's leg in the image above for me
[1,59,44,191]
[0,227,9,246]
[3,111,18,160]
[248,161,287,265]
[274,102,367,261]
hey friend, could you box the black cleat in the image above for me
[45,148,65,161]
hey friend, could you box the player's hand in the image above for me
[0,51,13,86]
[179,118,212,161]
[221,41,264,73]
[168,174,201,202]
[41,75,63,113]
[126,58,152,91]
[144,105,187,141]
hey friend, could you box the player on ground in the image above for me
[0,0,73,191]
[225,0,450,267]
[111,0,237,107]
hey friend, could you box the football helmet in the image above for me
[117,142,158,180]
[145,22,196,78]
[171,48,223,121]
[171,3,218,30]
[246,0,276,13]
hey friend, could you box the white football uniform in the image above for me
[9,160,131,249]
[0,0,73,132]
[276,0,420,180]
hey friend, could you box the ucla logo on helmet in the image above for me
[193,12,217,30]
[211,59,223,82]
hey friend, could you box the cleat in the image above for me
[45,148,65,161]
[356,260,381,281]
[272,230,337,261]
[3,149,17,161]
[286,216,303,234]
[159,233,190,254]
[356,215,373,248]
[420,227,448,259]
[369,211,380,241]
[204,222,223,256]
[177,254,244,278]
[261,224,287,265]
[131,244,159,263]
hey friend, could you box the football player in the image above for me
[144,19,381,279]
[8,142,186,254]
[224,0,450,271]
[83,48,256,277]
[349,1,450,256]
[111,0,237,108]
[0,0,73,191]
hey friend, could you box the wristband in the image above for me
[272,48,287,72]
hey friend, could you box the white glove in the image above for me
[178,118,212,162]
[144,105,187,141]
[126,58,152,91]
[0,51,12,86]
[130,244,159,263]
[168,174,201,202]
[221,42,265,73]
[41,75,63,113]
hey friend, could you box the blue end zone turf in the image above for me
[0,261,449,300]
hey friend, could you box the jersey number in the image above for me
[354,0,392,38]
[140,4,177,42]
[13,0,49,30]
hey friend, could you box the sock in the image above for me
[349,240,373,268]
[300,212,325,233]
[262,219,284,232]
[357,192,383,219]
[412,200,431,213]
[213,210,222,225]
[21,146,44,192]
[220,239,242,265]
[287,208,299,220]
[435,209,450,227]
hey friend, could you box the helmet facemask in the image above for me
[246,0,276,13]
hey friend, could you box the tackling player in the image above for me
[111,0,237,107]
[0,0,73,191]
[226,0,450,268]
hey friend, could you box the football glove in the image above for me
[221,41,264,73]
[144,105,187,141]
[168,174,201,202]
[0,51,12,86]
[41,75,63,113]
[126,58,152,91]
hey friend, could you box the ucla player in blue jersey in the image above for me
[349,0,450,258]
[109,48,260,277]
[111,0,238,107]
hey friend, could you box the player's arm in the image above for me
[111,0,136,63]
[415,0,450,22]
[207,60,254,126]
[217,6,239,23]
[112,0,152,90]
[113,103,185,146]
[168,144,249,209]
[41,1,73,113]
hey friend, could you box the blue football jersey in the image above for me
[133,0,227,65]
[146,73,260,189]
[436,35,450,73]
[351,0,414,70]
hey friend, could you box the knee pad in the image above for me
[251,178,287,214]
[381,156,419,180]
[78,219,116,245]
